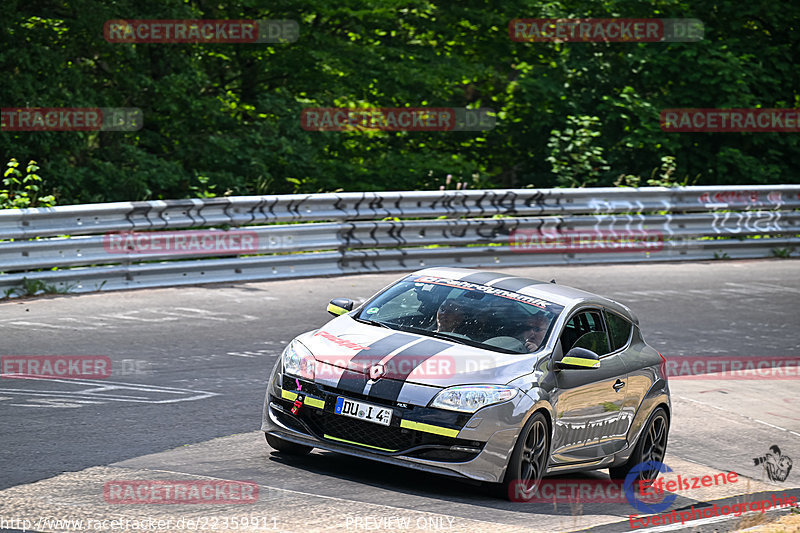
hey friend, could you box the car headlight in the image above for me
[282,340,315,380]
[430,385,518,413]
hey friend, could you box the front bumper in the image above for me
[261,373,525,483]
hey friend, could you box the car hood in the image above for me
[296,314,541,389]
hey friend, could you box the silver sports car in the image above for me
[262,267,670,499]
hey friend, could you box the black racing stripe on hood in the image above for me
[459,272,510,285]
[334,333,418,395]
[488,277,546,292]
[334,368,370,395]
[367,338,453,402]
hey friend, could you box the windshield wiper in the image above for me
[393,325,522,353]
[352,317,395,329]
[395,325,472,346]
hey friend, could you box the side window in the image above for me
[560,310,611,356]
[605,311,633,351]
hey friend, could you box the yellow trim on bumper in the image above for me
[280,389,325,409]
[561,356,600,368]
[400,419,460,438]
[323,434,398,452]
[304,396,325,409]
[281,390,298,401]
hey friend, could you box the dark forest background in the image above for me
[2,0,799,207]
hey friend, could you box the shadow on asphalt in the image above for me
[265,448,631,517]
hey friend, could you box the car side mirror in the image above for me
[327,298,354,316]
[555,347,600,370]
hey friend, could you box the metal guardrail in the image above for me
[0,185,798,296]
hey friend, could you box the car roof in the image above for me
[410,267,637,323]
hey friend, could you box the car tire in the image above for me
[265,432,313,455]
[494,411,550,501]
[609,406,669,486]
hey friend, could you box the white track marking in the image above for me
[7,398,106,408]
[139,468,516,529]
[0,307,261,332]
[5,321,78,330]
[0,377,219,406]
[227,349,278,358]
[677,396,800,438]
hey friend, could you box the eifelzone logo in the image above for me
[624,461,676,514]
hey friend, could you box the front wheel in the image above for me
[609,407,669,487]
[265,433,313,455]
[495,411,550,501]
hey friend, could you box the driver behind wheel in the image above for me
[435,297,483,338]
[436,299,466,333]
[519,312,553,352]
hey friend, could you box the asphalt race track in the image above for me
[1,259,799,533]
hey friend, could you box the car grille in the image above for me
[272,392,483,458]
[309,410,415,451]
[273,399,482,462]
[271,375,483,459]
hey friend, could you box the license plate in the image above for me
[334,397,393,426]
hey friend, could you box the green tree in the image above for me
[0,0,798,205]
[546,115,610,187]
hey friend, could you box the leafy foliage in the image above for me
[2,159,56,208]
[1,0,798,205]
[546,115,610,188]
[3,277,71,298]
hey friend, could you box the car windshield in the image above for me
[355,275,564,354]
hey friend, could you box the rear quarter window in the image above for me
[606,312,633,351]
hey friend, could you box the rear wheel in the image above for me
[609,407,669,486]
[265,432,313,455]
[495,412,550,500]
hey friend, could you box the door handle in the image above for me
[613,379,625,392]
